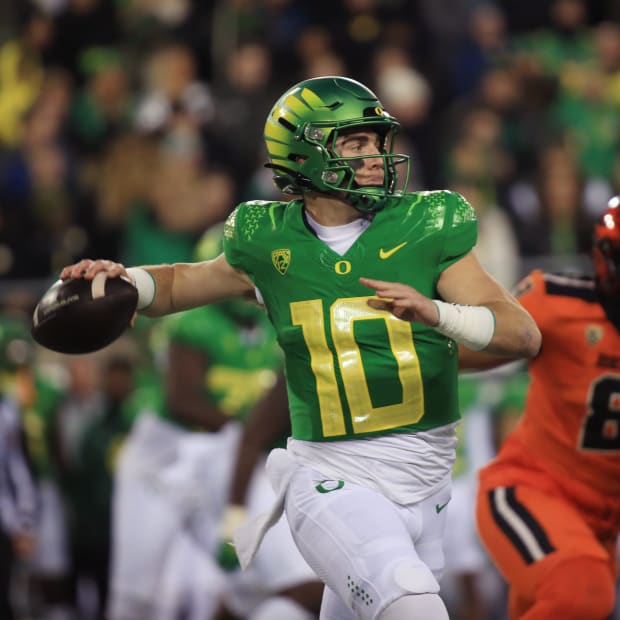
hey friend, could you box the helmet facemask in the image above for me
[313,123,410,212]
[264,77,411,213]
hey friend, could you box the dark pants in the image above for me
[0,528,14,620]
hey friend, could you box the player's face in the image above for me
[334,130,384,186]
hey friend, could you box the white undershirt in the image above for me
[304,211,371,255]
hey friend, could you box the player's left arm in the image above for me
[362,252,541,360]
[437,252,541,359]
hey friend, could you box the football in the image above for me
[31,274,138,354]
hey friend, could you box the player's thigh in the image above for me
[225,464,320,617]
[110,428,188,598]
[285,466,440,620]
[156,534,226,620]
[110,474,182,595]
[248,465,318,591]
[476,483,609,599]
[411,484,452,582]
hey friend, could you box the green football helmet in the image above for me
[264,76,411,213]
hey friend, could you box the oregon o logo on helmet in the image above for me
[374,107,384,116]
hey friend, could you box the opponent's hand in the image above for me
[216,504,249,571]
[360,277,440,326]
[60,258,129,282]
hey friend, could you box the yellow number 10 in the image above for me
[290,297,424,437]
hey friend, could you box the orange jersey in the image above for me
[493,269,620,497]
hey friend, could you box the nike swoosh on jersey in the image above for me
[379,242,408,259]
[435,501,450,514]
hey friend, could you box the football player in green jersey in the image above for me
[61,76,541,620]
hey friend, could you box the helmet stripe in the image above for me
[299,88,325,108]
[266,142,290,158]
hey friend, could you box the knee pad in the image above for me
[391,559,440,595]
[248,596,315,620]
[379,593,449,620]
[532,557,615,620]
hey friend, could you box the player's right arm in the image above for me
[60,253,254,317]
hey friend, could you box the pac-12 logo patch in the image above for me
[272,249,291,275]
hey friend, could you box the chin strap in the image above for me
[264,163,314,194]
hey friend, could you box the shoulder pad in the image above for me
[241,200,275,207]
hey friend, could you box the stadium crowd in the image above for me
[1,0,620,619]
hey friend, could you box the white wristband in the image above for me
[433,300,495,351]
[126,267,156,311]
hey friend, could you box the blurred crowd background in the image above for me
[1,0,620,619]
[1,0,620,295]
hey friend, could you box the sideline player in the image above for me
[107,224,321,620]
[60,76,541,620]
[468,197,620,620]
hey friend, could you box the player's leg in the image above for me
[154,533,226,620]
[317,565,449,620]
[284,463,447,620]
[224,460,322,618]
[476,483,615,620]
[380,487,451,620]
[107,416,189,620]
[318,587,355,620]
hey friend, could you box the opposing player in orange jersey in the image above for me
[463,196,620,620]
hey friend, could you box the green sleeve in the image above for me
[438,191,478,272]
[223,205,244,271]
[223,203,257,283]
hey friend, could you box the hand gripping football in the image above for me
[31,273,138,354]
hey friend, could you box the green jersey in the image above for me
[163,304,282,422]
[224,190,477,441]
